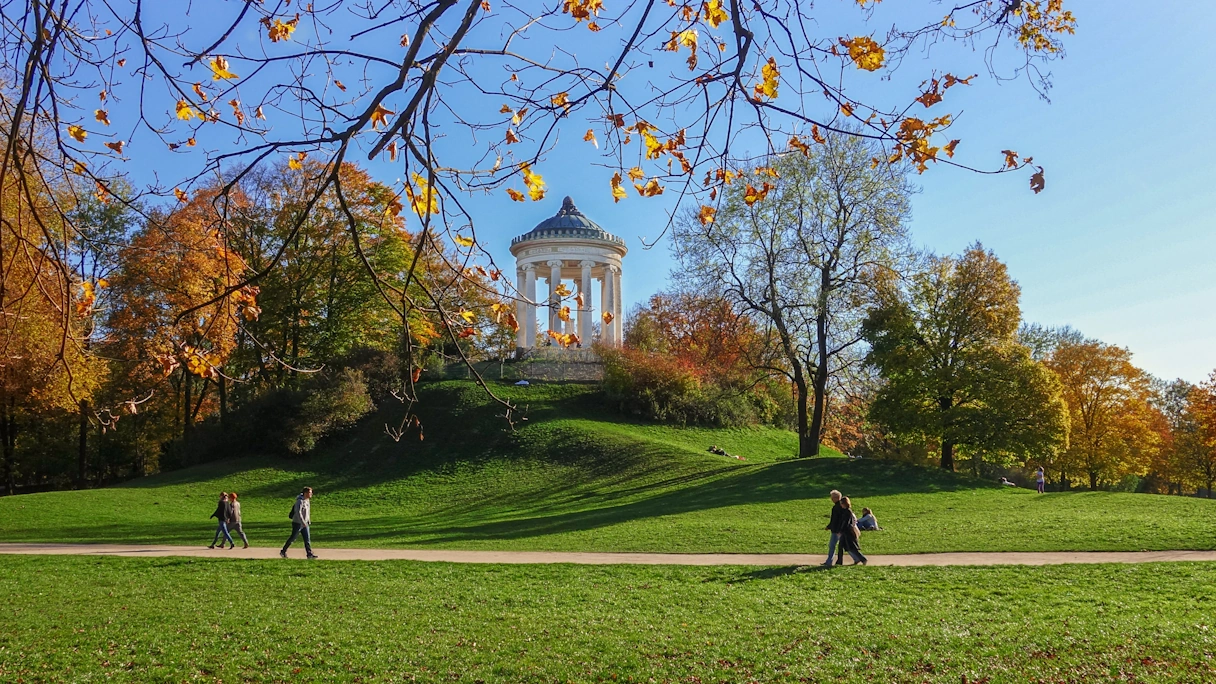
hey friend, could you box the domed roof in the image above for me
[511,196,625,247]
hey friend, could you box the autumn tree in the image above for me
[863,244,1068,471]
[1045,339,1158,490]
[0,0,1075,426]
[1186,373,1216,497]
[673,132,912,456]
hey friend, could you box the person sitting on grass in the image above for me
[999,477,1017,487]
[856,507,880,531]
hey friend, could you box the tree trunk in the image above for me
[940,440,955,471]
[0,396,13,495]
[78,399,88,488]
[1089,470,1099,491]
[792,365,814,458]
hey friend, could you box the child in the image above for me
[857,507,879,531]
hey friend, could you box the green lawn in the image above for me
[1,381,1214,554]
[2,555,1214,683]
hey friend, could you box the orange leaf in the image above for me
[698,205,716,225]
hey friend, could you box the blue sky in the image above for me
[95,0,1214,383]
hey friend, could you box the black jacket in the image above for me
[827,502,849,533]
[210,500,231,521]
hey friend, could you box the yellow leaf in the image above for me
[507,188,525,202]
[840,36,885,71]
[627,166,645,181]
[555,283,572,297]
[67,125,87,143]
[176,100,200,121]
[406,172,440,217]
[633,178,664,197]
[602,311,614,325]
[1001,149,1019,169]
[610,172,627,203]
[266,15,300,42]
[288,156,303,171]
[370,104,394,129]
[558,306,571,322]
[209,56,239,80]
[521,163,546,201]
[584,129,598,147]
[703,0,729,28]
[743,182,773,205]
[454,234,475,248]
[460,310,477,323]
[840,102,854,117]
[698,205,716,225]
[174,188,189,203]
[753,57,779,100]
[95,109,110,126]
[551,91,570,111]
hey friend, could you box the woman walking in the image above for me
[228,492,249,549]
[208,492,235,549]
[838,496,867,566]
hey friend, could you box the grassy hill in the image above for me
[1,380,1213,553]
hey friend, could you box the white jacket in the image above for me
[292,495,311,526]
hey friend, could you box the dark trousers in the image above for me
[282,523,312,556]
[840,533,866,564]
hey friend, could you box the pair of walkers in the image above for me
[822,489,867,566]
[208,492,249,549]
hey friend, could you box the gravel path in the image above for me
[2,543,1215,566]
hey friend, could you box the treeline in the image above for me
[610,132,1215,496]
[0,158,515,494]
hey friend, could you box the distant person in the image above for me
[857,507,880,531]
[822,490,847,567]
[281,487,318,559]
[208,492,235,550]
[837,496,867,565]
[999,477,1017,487]
[228,492,249,549]
[1035,467,1046,494]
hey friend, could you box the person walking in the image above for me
[281,487,317,559]
[837,496,867,565]
[208,493,235,549]
[822,489,847,567]
[228,491,249,549]
[1035,467,1046,494]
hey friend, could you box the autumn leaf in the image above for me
[176,100,201,121]
[209,56,238,80]
[841,36,885,71]
[288,156,304,171]
[558,306,571,322]
[840,102,854,117]
[265,15,300,42]
[943,139,960,158]
[505,128,521,144]
[753,57,779,100]
[743,182,773,205]
[406,172,440,217]
[551,91,570,112]
[583,129,598,148]
[104,140,124,154]
[387,140,398,161]
[554,283,572,297]
[1001,149,1020,169]
[255,106,266,120]
[521,163,546,201]
[702,0,729,28]
[610,172,627,203]
[459,310,477,323]
[174,188,189,203]
[634,178,664,197]
[95,109,110,126]
[454,234,475,248]
[575,292,585,308]
[370,104,394,129]
[67,125,87,143]
[334,80,346,92]
[602,311,614,325]
[788,135,810,156]
[506,188,525,202]
[627,166,645,181]
[698,205,716,225]
[1030,167,1045,194]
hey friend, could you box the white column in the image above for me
[598,274,608,343]
[579,260,594,345]
[524,265,537,348]
[515,269,527,349]
[603,267,616,345]
[612,265,623,344]
[547,259,563,336]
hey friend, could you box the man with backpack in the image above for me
[280,487,318,559]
